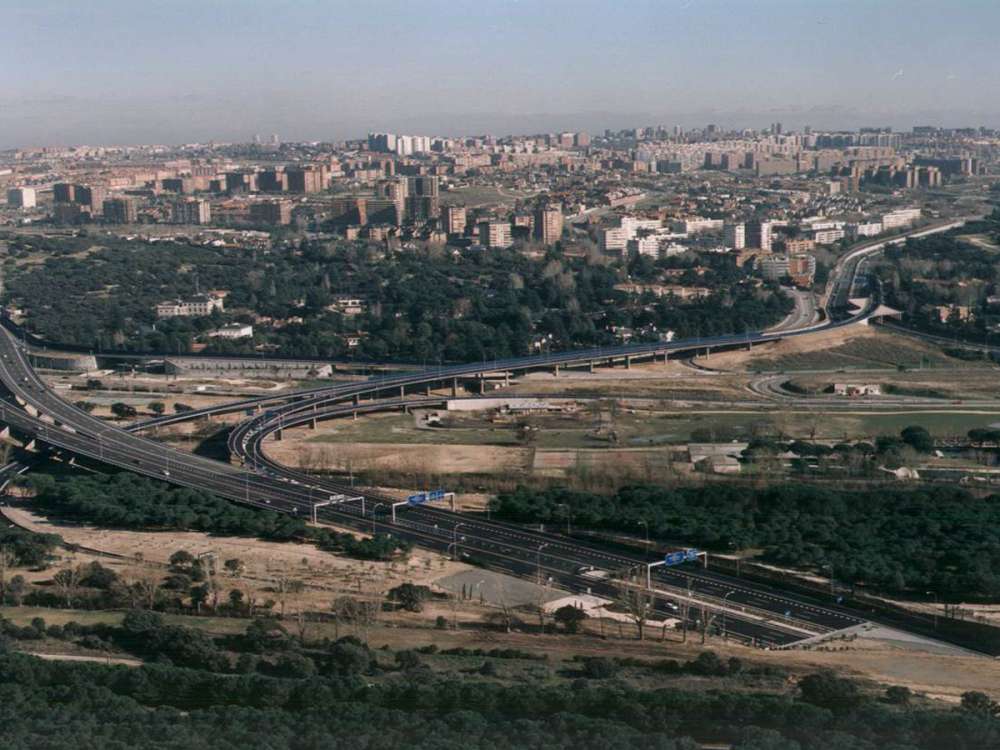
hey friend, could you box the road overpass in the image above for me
[0,217,975,647]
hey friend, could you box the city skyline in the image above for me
[3,0,1000,148]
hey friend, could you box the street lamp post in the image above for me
[823,563,835,596]
[722,589,736,641]
[638,519,650,549]
[370,502,385,535]
[536,543,549,585]
[557,503,571,535]
[927,590,939,629]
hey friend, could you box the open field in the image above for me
[2,504,470,615]
[701,325,982,372]
[439,185,533,208]
[956,233,1000,251]
[504,359,756,399]
[785,368,1000,401]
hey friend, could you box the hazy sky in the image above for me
[2,0,999,147]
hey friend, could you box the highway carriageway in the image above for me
[0,330,860,647]
[0,220,972,646]
[229,394,864,644]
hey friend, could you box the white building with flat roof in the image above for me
[6,187,36,209]
[156,293,225,319]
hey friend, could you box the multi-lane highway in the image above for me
[0,218,974,647]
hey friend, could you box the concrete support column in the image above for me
[589,360,595,373]
[452,378,458,397]
[425,384,431,396]
[274,429,283,441]
[553,364,560,376]
[400,385,405,399]
[626,356,632,370]
[308,419,317,430]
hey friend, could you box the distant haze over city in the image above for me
[3,0,1000,148]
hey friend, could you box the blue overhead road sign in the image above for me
[663,548,700,566]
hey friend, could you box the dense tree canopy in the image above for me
[0,645,997,749]
[491,483,1000,598]
[3,235,791,362]
[27,473,409,561]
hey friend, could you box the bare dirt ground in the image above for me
[505,362,755,401]
[785,369,1000,401]
[2,504,470,615]
[264,437,533,475]
[698,325,966,373]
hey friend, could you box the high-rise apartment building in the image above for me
[534,205,564,245]
[102,197,137,224]
[478,219,513,249]
[53,183,76,203]
[171,198,211,225]
[747,220,773,251]
[406,175,440,220]
[6,187,36,209]
[250,199,292,226]
[442,204,467,236]
[723,221,746,250]
[225,171,258,193]
[286,166,324,193]
[258,169,288,192]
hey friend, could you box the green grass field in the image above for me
[755,335,987,372]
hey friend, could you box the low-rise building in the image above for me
[156,293,225,318]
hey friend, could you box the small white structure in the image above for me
[833,383,882,397]
[208,323,253,339]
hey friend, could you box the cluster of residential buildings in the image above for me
[0,125,993,264]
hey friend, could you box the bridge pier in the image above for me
[451,377,458,397]
[588,360,595,373]
[274,429,283,441]
[625,356,632,369]
[353,393,360,406]
[308,418,317,430]
[504,372,510,387]
[399,385,404,399]
[425,383,432,396]
[553,364,560,376]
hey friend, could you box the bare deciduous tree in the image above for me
[616,579,654,641]
[52,566,83,608]
[0,545,18,603]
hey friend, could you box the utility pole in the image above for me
[536,543,549,585]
